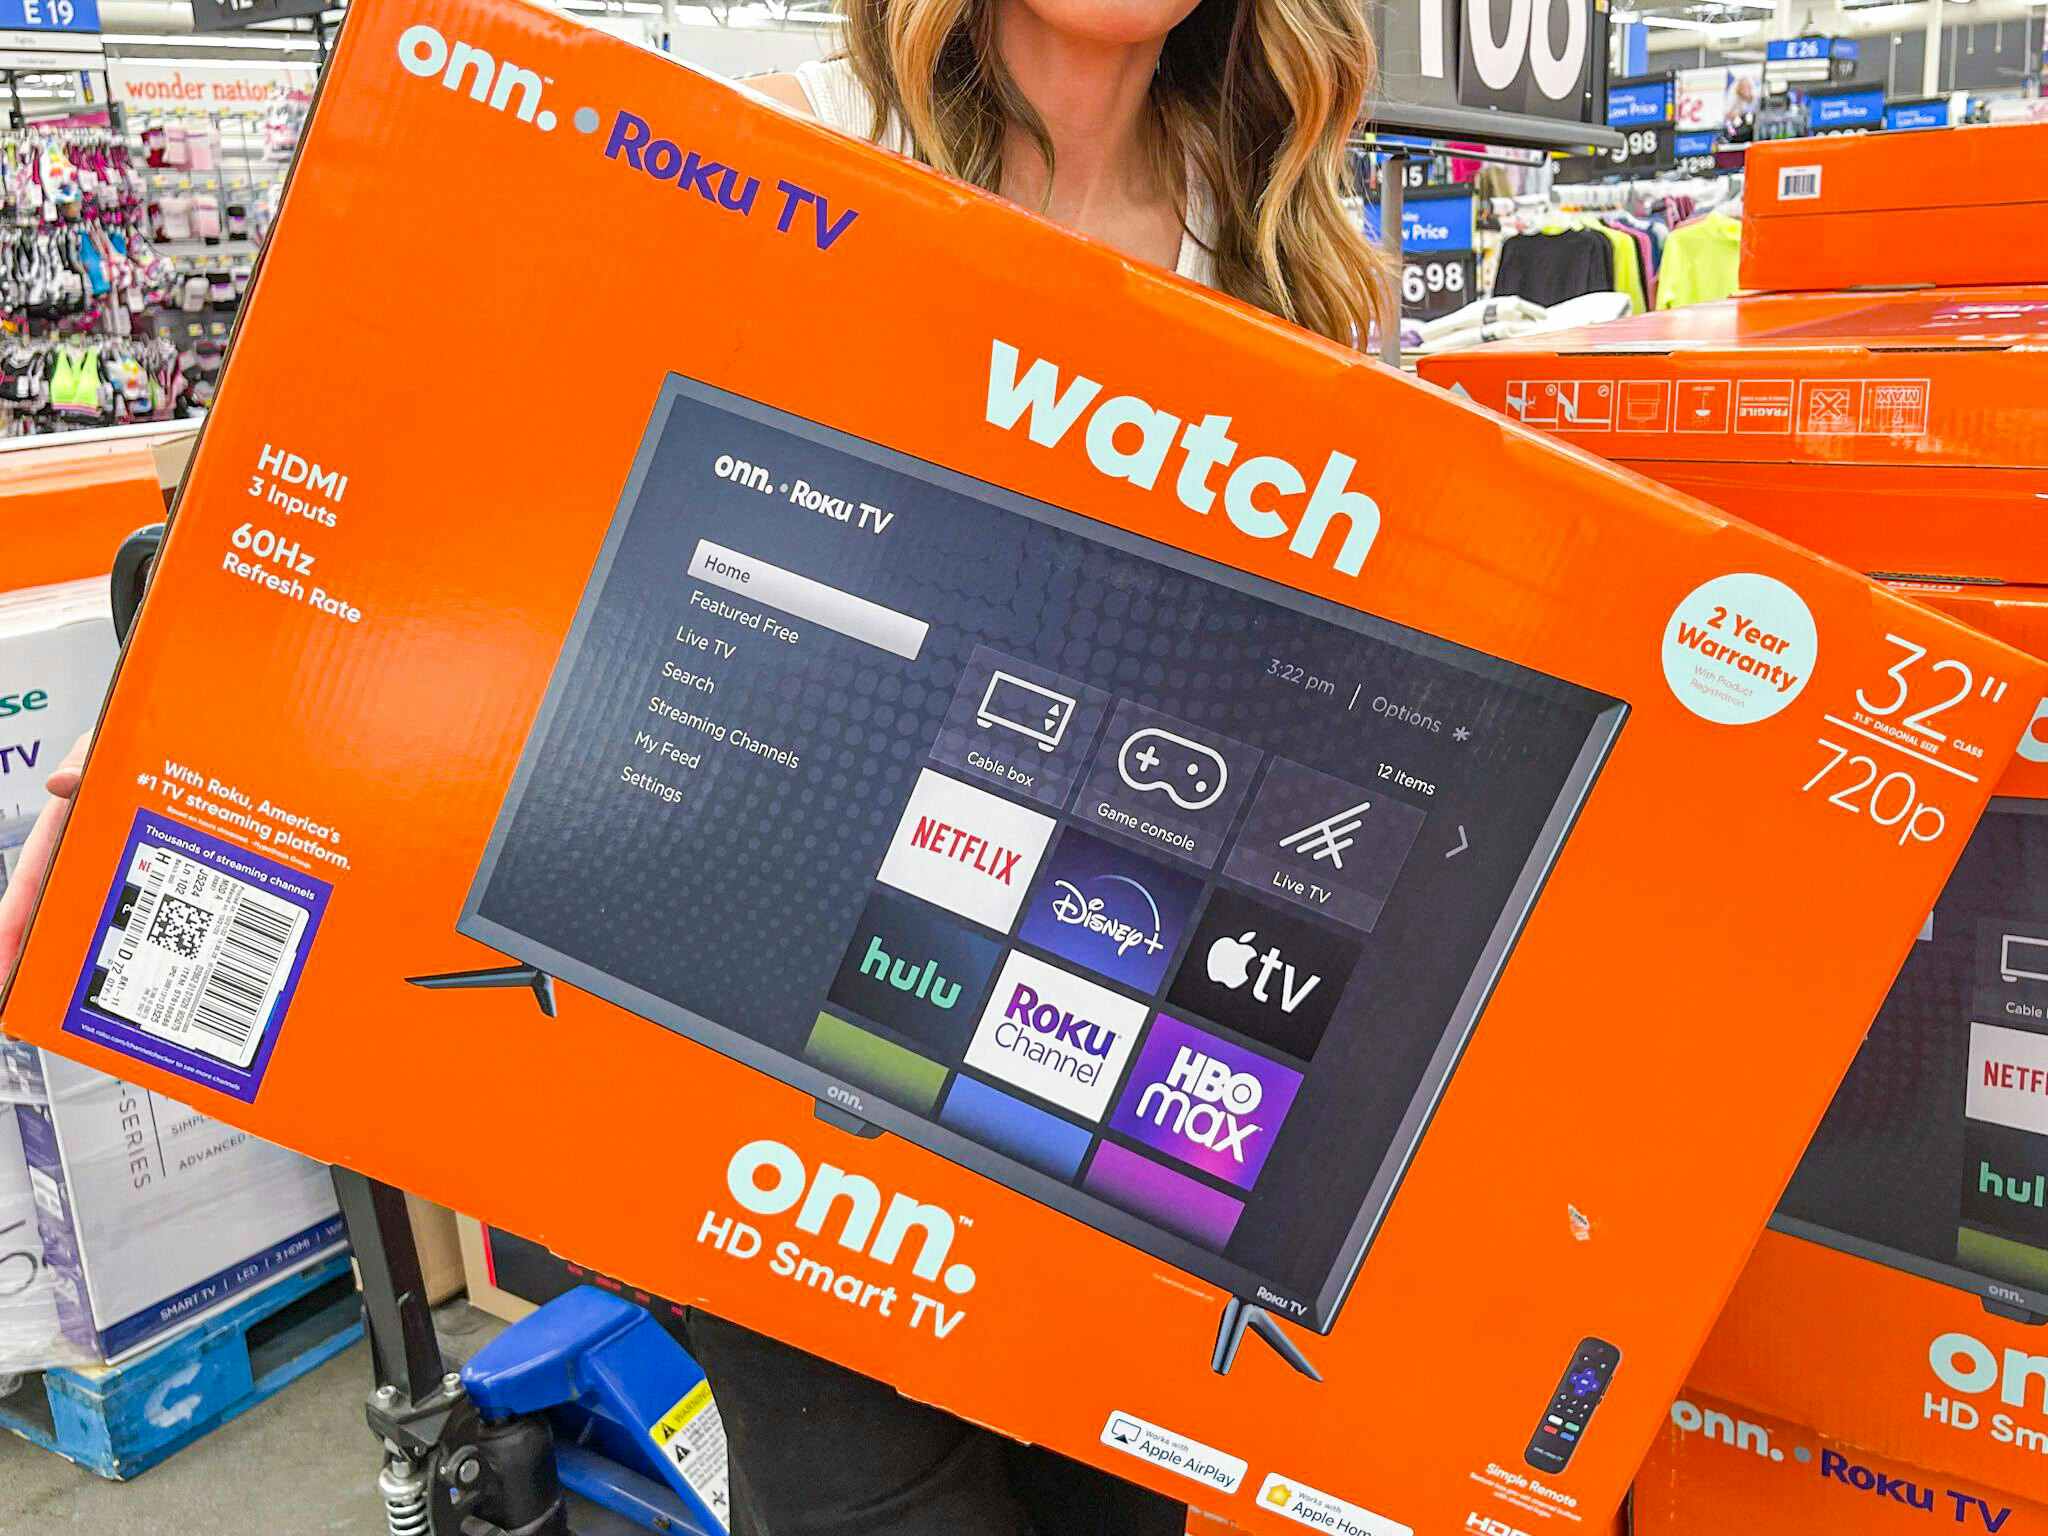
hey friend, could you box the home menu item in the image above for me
[457,376,1624,1342]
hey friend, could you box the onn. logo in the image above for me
[396,24,557,131]
[726,1139,976,1295]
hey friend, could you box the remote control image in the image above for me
[1524,1337,1621,1474]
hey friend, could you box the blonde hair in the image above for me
[840,0,1394,347]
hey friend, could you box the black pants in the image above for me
[681,1310,1188,1536]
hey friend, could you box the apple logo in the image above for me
[1207,931,1258,991]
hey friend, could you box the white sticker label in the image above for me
[1099,1410,1247,1493]
[1662,572,1816,726]
[649,1380,731,1531]
[1778,165,1823,201]
[1254,1472,1413,1535]
[89,844,310,1069]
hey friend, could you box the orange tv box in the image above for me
[1742,125,2048,295]
[1636,586,2048,1536]
[1419,287,2048,586]
[6,3,2045,1532]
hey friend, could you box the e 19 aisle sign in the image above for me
[0,0,98,31]
[1375,0,1605,127]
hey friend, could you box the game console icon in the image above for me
[2019,696,2048,765]
[1119,727,1228,811]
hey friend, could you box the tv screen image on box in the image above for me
[422,375,1626,1374]
[1775,800,2048,1324]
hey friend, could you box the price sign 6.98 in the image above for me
[1402,253,1476,322]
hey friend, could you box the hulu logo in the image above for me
[1980,1160,2048,1209]
[860,936,962,1010]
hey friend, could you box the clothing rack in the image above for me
[0,333,193,436]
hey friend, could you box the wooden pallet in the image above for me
[0,1251,363,1480]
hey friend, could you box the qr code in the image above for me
[147,895,213,959]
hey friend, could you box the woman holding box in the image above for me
[0,0,1391,1524]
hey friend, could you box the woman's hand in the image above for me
[0,733,90,988]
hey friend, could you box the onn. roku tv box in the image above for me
[4,2,2044,1530]
[1417,286,2048,586]
[1636,586,2048,1536]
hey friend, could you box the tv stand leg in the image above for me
[1212,1296,1322,1382]
[812,1099,884,1138]
[406,963,557,1017]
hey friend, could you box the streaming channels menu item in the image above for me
[1168,888,1359,1063]
[965,951,1148,1121]
[1083,1141,1242,1250]
[876,769,1056,932]
[1016,829,1203,994]
[1107,1014,1302,1190]
[929,647,1112,810]
[1223,757,1426,933]
[827,890,1002,1057]
[1073,702,1259,870]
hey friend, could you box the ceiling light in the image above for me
[99,54,319,70]
[98,31,322,50]
[1638,13,1759,30]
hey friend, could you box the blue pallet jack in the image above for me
[115,528,725,1536]
[334,1172,728,1536]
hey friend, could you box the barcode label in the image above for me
[88,844,309,1069]
[190,898,296,1055]
[1778,166,1822,201]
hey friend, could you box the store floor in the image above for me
[1,1303,502,1534]
[0,1339,384,1534]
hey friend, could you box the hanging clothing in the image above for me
[1657,212,1743,309]
[1493,227,1613,308]
[1589,223,1646,315]
[1607,216,1659,309]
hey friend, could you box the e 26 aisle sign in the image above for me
[1376,0,1607,129]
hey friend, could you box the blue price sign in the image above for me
[1810,87,1883,129]
[1673,131,1717,157]
[0,0,100,31]
[1365,191,1476,255]
[1607,80,1672,127]
[1885,99,1949,131]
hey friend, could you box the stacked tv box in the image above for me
[1,576,345,1375]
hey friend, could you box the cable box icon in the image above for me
[2003,933,2048,986]
[977,671,1076,751]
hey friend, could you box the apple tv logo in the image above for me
[1203,930,1322,1015]
[1168,889,1359,1061]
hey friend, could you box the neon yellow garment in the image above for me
[49,347,99,413]
[1595,223,1646,315]
[1658,213,1743,310]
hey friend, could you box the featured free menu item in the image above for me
[462,376,1626,1334]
